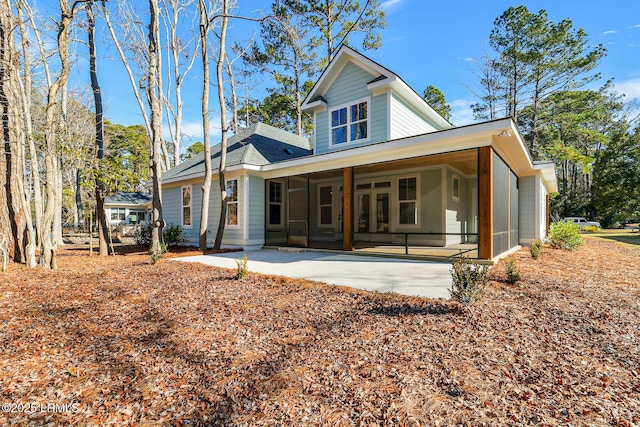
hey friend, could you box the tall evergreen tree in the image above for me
[474,6,605,157]
[283,0,387,65]
[423,85,451,122]
[592,125,640,227]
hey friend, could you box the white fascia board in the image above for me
[389,79,453,130]
[367,75,395,95]
[162,164,260,185]
[304,99,327,112]
[533,162,559,193]
[259,120,513,179]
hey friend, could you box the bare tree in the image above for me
[162,0,199,167]
[197,0,213,252]
[86,0,111,256]
[101,0,171,171]
[0,0,29,265]
[148,0,166,255]
[16,0,44,248]
[40,0,81,269]
[212,0,230,250]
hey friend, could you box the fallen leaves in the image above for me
[0,237,638,426]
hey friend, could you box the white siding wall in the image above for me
[390,93,436,139]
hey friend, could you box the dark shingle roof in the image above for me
[104,192,153,206]
[163,123,312,181]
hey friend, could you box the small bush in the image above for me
[549,221,584,251]
[163,223,188,246]
[235,254,248,280]
[530,239,543,259]
[134,223,188,248]
[505,258,521,284]
[449,256,490,308]
[134,224,152,247]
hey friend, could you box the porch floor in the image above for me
[305,241,478,259]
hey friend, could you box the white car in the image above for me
[563,217,601,228]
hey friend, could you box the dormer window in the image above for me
[330,98,369,145]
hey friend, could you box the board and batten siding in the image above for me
[389,93,436,140]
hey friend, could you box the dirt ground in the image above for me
[0,238,638,426]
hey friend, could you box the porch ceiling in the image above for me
[305,150,477,181]
[354,150,477,176]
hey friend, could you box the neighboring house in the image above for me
[104,192,153,227]
[162,46,557,261]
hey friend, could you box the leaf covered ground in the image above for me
[0,238,639,426]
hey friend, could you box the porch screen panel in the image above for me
[492,153,509,256]
[510,170,519,248]
[287,175,308,246]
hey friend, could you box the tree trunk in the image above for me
[198,0,212,252]
[213,0,230,250]
[148,0,165,255]
[75,168,83,228]
[226,56,239,134]
[53,155,65,245]
[0,0,27,265]
[17,0,43,250]
[87,1,111,256]
[41,0,75,269]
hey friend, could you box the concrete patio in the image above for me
[173,248,453,299]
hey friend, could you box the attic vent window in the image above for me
[284,148,294,155]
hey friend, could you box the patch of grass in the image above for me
[588,232,640,248]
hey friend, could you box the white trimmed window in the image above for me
[110,208,125,222]
[330,98,369,145]
[398,177,418,225]
[226,179,238,226]
[182,186,192,227]
[452,175,460,201]
[268,181,283,226]
[318,185,333,226]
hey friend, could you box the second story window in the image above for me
[330,98,369,145]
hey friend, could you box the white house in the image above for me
[104,192,153,227]
[161,46,557,261]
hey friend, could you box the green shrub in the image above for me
[134,223,188,248]
[134,224,152,247]
[549,221,584,251]
[530,239,543,259]
[505,258,521,284]
[163,223,189,246]
[449,256,491,308]
[235,254,248,280]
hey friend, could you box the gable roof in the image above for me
[301,45,452,130]
[163,122,312,183]
[105,192,153,206]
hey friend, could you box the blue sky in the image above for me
[378,0,640,125]
[33,0,640,143]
